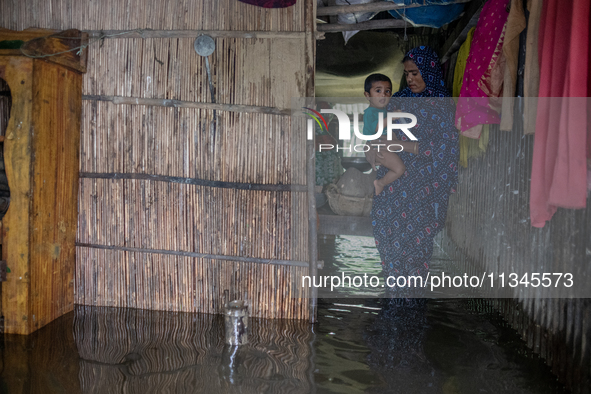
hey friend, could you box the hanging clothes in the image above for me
[523,0,542,135]
[454,0,510,139]
[452,27,475,98]
[453,26,489,168]
[238,0,296,8]
[529,0,590,228]
[500,0,526,131]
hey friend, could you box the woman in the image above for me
[371,46,459,298]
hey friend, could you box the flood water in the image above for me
[0,236,566,393]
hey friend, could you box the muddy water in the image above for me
[0,236,566,393]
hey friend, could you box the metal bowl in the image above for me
[340,157,373,173]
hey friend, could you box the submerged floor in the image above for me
[0,236,567,393]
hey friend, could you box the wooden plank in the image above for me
[86,29,307,39]
[317,0,471,16]
[318,214,373,237]
[0,57,34,335]
[82,94,292,115]
[29,59,81,330]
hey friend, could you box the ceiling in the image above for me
[315,30,405,97]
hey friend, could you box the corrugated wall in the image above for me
[440,124,591,393]
[1,0,315,320]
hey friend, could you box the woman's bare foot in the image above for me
[374,179,385,195]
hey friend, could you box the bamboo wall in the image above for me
[1,0,315,319]
[440,126,591,393]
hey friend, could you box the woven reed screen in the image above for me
[1,0,315,319]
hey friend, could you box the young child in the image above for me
[363,74,406,195]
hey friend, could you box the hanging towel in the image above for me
[530,0,590,228]
[500,0,526,131]
[523,0,542,135]
[455,0,510,139]
[238,0,296,8]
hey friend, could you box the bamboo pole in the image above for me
[79,172,305,192]
[317,0,471,16]
[317,18,407,32]
[74,237,307,268]
[86,29,306,39]
[304,0,317,323]
[82,89,294,114]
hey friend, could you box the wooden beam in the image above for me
[85,29,306,40]
[317,18,407,32]
[82,95,292,116]
[317,0,471,16]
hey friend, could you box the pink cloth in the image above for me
[529,0,590,228]
[454,0,510,139]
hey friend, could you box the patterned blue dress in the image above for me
[371,46,459,296]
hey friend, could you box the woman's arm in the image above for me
[376,138,418,155]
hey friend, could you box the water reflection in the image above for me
[0,235,568,393]
[74,306,313,393]
[364,299,435,392]
[314,297,567,394]
[1,312,81,393]
[0,298,567,394]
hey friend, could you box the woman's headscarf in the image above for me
[392,46,450,98]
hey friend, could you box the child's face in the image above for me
[364,81,392,109]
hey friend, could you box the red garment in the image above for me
[530,0,591,227]
[238,0,296,7]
